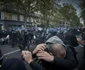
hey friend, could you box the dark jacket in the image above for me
[0,49,3,65]
[64,33,79,47]
[29,47,78,70]
[1,58,27,70]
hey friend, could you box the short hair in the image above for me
[50,43,66,58]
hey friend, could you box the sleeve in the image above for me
[29,61,46,70]
[32,53,36,58]
[51,47,78,69]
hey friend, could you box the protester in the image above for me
[78,61,85,70]
[0,49,3,67]
[22,36,78,70]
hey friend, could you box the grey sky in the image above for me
[58,0,81,16]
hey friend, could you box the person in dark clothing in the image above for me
[77,31,85,59]
[1,58,27,70]
[64,32,79,47]
[64,32,79,64]
[22,43,66,70]
[78,61,85,70]
[82,29,85,59]
[77,29,85,70]
[22,36,78,70]
[28,32,33,45]
[0,49,3,64]
[11,31,17,48]
[0,49,3,69]
[17,30,25,50]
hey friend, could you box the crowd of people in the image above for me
[0,27,85,70]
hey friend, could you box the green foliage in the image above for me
[79,0,85,25]
[0,0,81,27]
[0,0,58,27]
[0,0,56,17]
[59,3,81,27]
[36,0,56,15]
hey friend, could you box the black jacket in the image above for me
[0,49,3,65]
[29,47,78,70]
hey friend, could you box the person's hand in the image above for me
[36,51,54,62]
[77,38,85,45]
[33,44,46,54]
[77,38,82,43]
[81,40,85,45]
[22,51,33,63]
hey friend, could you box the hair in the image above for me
[64,32,79,47]
[50,43,66,58]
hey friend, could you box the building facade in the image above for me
[0,11,39,31]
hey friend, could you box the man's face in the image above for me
[81,40,85,45]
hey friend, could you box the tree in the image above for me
[52,8,63,26]
[79,0,85,25]
[59,3,81,27]
[13,0,37,27]
[0,0,56,27]
[0,0,37,27]
[0,0,16,11]
[36,0,56,27]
